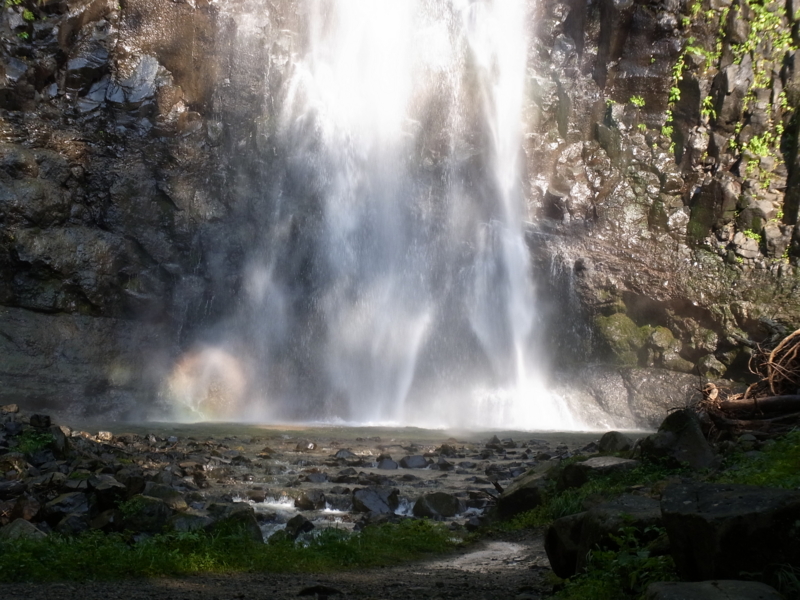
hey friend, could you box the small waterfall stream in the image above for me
[166,0,582,430]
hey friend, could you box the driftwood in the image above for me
[697,328,800,439]
[718,395,800,414]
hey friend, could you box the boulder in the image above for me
[90,509,124,532]
[543,511,585,578]
[645,581,783,599]
[640,410,716,469]
[89,474,127,510]
[0,480,26,500]
[29,414,51,428]
[0,518,47,540]
[496,469,548,519]
[598,431,634,454]
[377,458,398,470]
[284,514,314,539]
[546,494,662,578]
[121,495,173,533]
[661,482,800,581]
[352,487,399,514]
[115,467,146,497]
[399,455,429,469]
[142,482,187,511]
[43,492,92,524]
[167,509,214,533]
[206,502,263,542]
[412,492,464,518]
[295,489,326,511]
[557,456,639,491]
[55,513,90,535]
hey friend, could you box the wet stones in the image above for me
[295,489,326,511]
[283,514,314,540]
[376,456,398,470]
[352,487,399,514]
[399,455,428,469]
[412,492,465,519]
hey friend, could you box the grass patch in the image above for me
[15,431,55,455]
[554,526,677,600]
[504,461,686,530]
[716,430,800,489]
[0,520,458,582]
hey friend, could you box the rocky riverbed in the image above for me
[0,403,605,543]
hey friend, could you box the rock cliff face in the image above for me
[525,0,800,383]
[0,0,798,422]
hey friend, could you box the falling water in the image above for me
[165,0,582,430]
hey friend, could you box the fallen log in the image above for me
[718,395,800,414]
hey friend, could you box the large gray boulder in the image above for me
[412,492,464,518]
[640,409,716,470]
[206,502,263,542]
[557,456,639,491]
[645,581,783,599]
[121,495,174,533]
[496,469,548,519]
[661,482,800,581]
[0,518,47,540]
[546,494,662,578]
[352,487,399,514]
[598,431,634,454]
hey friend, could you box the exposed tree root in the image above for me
[697,328,800,439]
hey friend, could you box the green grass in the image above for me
[554,526,677,600]
[15,431,55,455]
[716,430,800,489]
[503,461,685,530]
[0,520,458,582]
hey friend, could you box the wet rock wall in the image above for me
[525,0,800,383]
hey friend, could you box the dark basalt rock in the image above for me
[661,482,800,581]
[545,494,662,578]
[644,581,782,600]
[496,469,548,519]
[352,487,399,514]
[399,455,429,469]
[640,409,716,470]
[412,492,464,519]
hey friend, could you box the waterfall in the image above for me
[165,0,582,430]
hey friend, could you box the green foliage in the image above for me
[629,96,645,108]
[717,430,800,488]
[504,461,684,530]
[556,525,677,600]
[0,520,457,582]
[117,496,149,518]
[774,565,800,598]
[22,8,34,21]
[701,95,716,120]
[732,0,794,69]
[15,430,54,455]
[637,123,647,132]
[743,229,762,243]
[16,31,29,40]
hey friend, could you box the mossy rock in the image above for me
[594,313,651,366]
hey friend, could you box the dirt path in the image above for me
[0,531,553,600]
